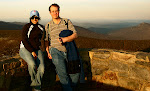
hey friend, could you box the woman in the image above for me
[19,10,44,91]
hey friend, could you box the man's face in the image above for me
[50,6,59,19]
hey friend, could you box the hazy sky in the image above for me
[0,0,150,22]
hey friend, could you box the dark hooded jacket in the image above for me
[59,30,80,74]
[21,23,45,52]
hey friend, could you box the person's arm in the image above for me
[45,41,52,59]
[59,19,78,43]
[45,23,52,59]
[22,24,37,58]
[61,33,78,43]
[22,24,34,52]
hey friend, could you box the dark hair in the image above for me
[49,3,60,12]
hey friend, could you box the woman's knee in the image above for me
[38,64,44,73]
[28,61,36,69]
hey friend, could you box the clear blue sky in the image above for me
[0,0,150,22]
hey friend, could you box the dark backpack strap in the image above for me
[64,19,68,29]
[47,24,49,31]
[47,23,50,41]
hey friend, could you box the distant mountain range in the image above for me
[88,27,116,34]
[0,21,23,30]
[1,21,150,40]
[108,22,150,40]
[75,26,118,40]
[0,21,117,40]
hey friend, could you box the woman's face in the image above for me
[31,16,39,24]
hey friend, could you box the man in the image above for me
[45,3,80,91]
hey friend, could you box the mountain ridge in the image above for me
[1,21,150,40]
[108,22,150,40]
[0,21,117,40]
[0,21,23,30]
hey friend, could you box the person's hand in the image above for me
[57,37,67,44]
[47,52,52,59]
[32,52,37,59]
[61,37,67,43]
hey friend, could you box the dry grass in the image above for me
[0,30,21,57]
[75,36,150,52]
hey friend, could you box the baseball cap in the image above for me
[30,10,40,18]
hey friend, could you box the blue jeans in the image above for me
[79,56,85,83]
[50,47,80,91]
[19,48,44,88]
